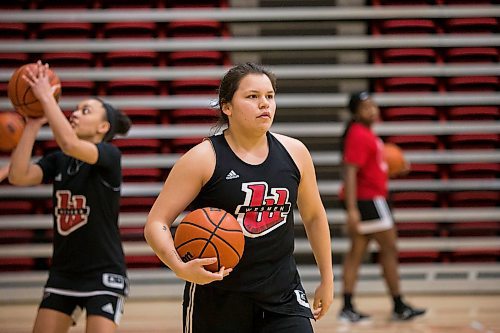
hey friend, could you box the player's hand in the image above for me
[176,257,232,285]
[346,208,361,236]
[312,280,334,320]
[24,114,47,128]
[22,60,60,102]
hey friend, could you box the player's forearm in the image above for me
[38,95,78,152]
[344,165,358,211]
[8,122,40,184]
[144,219,184,273]
[305,216,334,284]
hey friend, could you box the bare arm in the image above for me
[275,134,334,320]
[8,117,45,186]
[24,61,99,164]
[144,140,232,285]
[343,163,361,235]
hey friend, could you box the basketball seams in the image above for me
[173,208,244,272]
[198,208,227,270]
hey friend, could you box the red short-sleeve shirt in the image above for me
[341,123,388,199]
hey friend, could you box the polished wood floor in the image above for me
[1,294,499,333]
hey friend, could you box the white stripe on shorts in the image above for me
[184,283,196,333]
[357,197,394,234]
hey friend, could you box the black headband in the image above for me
[96,98,117,142]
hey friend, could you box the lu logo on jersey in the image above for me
[55,190,90,235]
[235,182,291,238]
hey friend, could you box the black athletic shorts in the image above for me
[345,196,394,234]
[40,291,125,325]
[183,283,314,333]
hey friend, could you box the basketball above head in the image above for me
[383,142,406,177]
[8,63,61,118]
[0,112,25,152]
[174,207,245,272]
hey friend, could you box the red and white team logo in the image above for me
[235,182,291,238]
[54,190,90,235]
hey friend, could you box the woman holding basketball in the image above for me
[8,61,131,333]
[338,91,425,322]
[145,62,333,332]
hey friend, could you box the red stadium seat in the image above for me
[125,256,164,269]
[166,0,228,8]
[374,48,439,64]
[37,22,94,39]
[0,53,30,68]
[446,76,498,92]
[167,21,227,38]
[390,191,440,208]
[0,258,35,272]
[124,109,160,124]
[446,222,499,237]
[105,80,161,96]
[397,251,441,263]
[170,137,205,153]
[373,19,438,35]
[444,18,498,34]
[446,106,498,121]
[447,191,499,207]
[122,168,163,182]
[403,164,441,180]
[37,0,94,9]
[396,222,440,238]
[170,79,219,95]
[372,0,437,5]
[385,135,440,150]
[103,50,161,67]
[444,47,499,63]
[448,163,499,179]
[446,134,498,150]
[120,197,156,213]
[0,230,34,244]
[102,22,158,39]
[114,138,163,154]
[381,107,439,121]
[449,250,500,263]
[0,200,34,214]
[170,109,218,124]
[375,77,439,93]
[100,0,159,8]
[168,51,228,67]
[59,81,95,96]
[42,52,95,68]
[0,23,29,40]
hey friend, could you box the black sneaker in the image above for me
[338,308,371,323]
[392,304,426,321]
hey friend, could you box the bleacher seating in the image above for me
[0,2,499,302]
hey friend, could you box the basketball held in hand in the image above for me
[8,63,61,118]
[0,112,25,152]
[383,143,407,177]
[174,207,245,272]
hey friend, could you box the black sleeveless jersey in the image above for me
[191,132,302,302]
[37,142,128,296]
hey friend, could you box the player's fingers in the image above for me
[194,257,217,267]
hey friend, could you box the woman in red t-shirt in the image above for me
[338,92,425,322]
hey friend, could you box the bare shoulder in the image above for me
[178,138,214,165]
[271,132,312,171]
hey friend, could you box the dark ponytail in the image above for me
[95,98,132,142]
[340,91,370,157]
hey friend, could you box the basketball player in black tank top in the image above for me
[9,61,131,333]
[145,63,334,333]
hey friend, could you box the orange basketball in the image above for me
[8,63,61,118]
[174,207,245,272]
[383,143,406,177]
[0,112,25,152]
